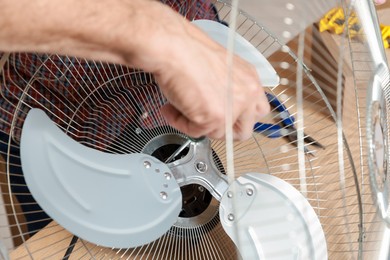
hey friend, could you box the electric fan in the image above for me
[1,0,389,259]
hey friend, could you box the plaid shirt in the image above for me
[0,0,219,150]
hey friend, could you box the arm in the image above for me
[0,0,270,141]
[0,0,172,68]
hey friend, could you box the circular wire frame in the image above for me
[367,67,390,227]
[0,1,377,259]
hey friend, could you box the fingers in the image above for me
[161,103,229,140]
[154,20,271,142]
[161,86,270,142]
[161,103,227,139]
[160,104,209,138]
[233,115,255,141]
[255,88,271,121]
[233,90,270,141]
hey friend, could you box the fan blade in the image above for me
[192,20,280,87]
[219,173,327,260]
[20,109,182,248]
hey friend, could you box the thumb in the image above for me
[160,104,208,138]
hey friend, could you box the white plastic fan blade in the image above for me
[20,109,182,248]
[219,173,327,260]
[192,19,280,87]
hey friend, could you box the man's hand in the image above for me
[0,0,270,141]
[155,25,270,141]
[133,3,270,141]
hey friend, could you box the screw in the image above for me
[246,188,254,196]
[135,128,142,134]
[164,172,171,180]
[227,191,233,198]
[195,161,207,173]
[227,214,235,221]
[160,192,168,200]
[198,186,205,192]
[143,161,151,169]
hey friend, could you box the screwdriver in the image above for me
[165,136,205,163]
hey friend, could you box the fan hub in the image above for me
[142,134,228,201]
[141,133,227,228]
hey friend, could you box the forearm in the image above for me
[0,0,269,141]
[0,0,191,71]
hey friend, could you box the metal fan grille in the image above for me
[0,0,387,259]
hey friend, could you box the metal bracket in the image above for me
[167,138,229,201]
